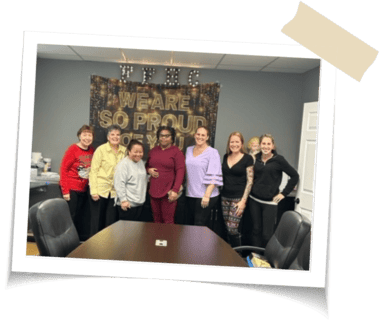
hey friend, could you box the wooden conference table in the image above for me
[67,221,248,267]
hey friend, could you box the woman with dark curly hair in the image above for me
[145,126,185,224]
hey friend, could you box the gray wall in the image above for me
[33,58,319,172]
[302,66,320,103]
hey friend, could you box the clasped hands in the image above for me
[168,185,183,202]
[121,201,131,211]
[167,190,178,202]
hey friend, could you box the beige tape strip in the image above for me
[282,2,378,81]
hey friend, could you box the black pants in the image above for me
[186,195,219,227]
[89,193,118,237]
[248,198,278,248]
[117,204,144,222]
[66,190,87,235]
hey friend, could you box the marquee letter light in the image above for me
[133,134,144,142]
[133,113,147,130]
[120,133,132,146]
[188,70,200,87]
[146,134,158,149]
[147,113,161,131]
[164,68,180,86]
[112,111,129,129]
[142,67,156,84]
[99,110,113,128]
[120,65,134,83]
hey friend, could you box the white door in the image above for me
[295,102,318,221]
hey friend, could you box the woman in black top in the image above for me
[248,134,299,247]
[221,132,254,247]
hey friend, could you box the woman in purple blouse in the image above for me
[185,126,223,227]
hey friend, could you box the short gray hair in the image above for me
[106,124,122,137]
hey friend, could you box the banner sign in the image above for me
[89,76,220,158]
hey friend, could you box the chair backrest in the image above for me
[28,198,80,257]
[264,210,311,269]
[28,201,42,229]
[289,231,311,270]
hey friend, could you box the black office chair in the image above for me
[28,201,42,228]
[234,210,311,269]
[28,198,80,257]
[288,230,311,270]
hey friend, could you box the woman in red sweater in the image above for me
[146,126,185,224]
[59,125,95,235]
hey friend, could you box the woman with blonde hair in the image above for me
[221,132,254,247]
[248,134,299,247]
[247,136,260,162]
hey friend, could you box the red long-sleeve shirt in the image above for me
[59,144,95,195]
[145,145,185,199]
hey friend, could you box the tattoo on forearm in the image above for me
[242,166,254,200]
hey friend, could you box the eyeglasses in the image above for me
[160,134,171,138]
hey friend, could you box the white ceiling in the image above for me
[37,44,320,74]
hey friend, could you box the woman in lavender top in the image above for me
[185,126,223,227]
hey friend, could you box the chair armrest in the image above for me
[233,246,265,255]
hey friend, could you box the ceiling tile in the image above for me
[268,57,320,69]
[71,46,122,60]
[37,44,75,55]
[173,51,224,68]
[36,45,320,73]
[261,67,311,73]
[220,54,277,67]
[37,53,83,61]
[121,49,172,65]
[216,64,264,71]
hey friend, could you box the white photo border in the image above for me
[12,31,335,288]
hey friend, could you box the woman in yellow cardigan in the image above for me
[89,124,126,236]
